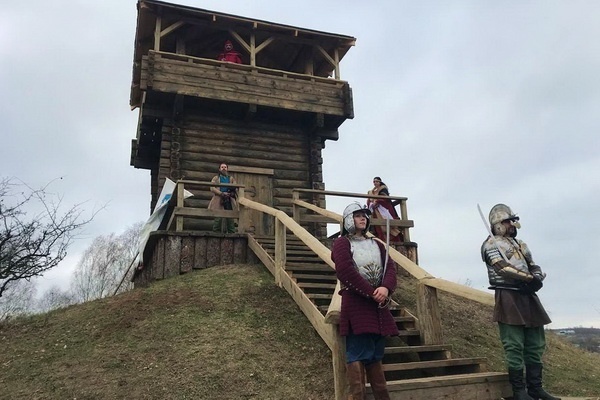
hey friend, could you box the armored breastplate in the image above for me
[349,237,383,287]
[482,236,530,286]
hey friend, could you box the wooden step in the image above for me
[392,316,414,323]
[385,344,451,355]
[306,293,332,300]
[395,330,420,338]
[261,246,316,255]
[285,263,333,272]
[383,357,487,381]
[284,256,324,263]
[298,282,336,290]
[384,345,452,363]
[289,272,337,282]
[262,244,314,252]
[253,236,307,245]
[384,357,486,372]
[369,371,511,400]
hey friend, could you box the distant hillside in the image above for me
[1,264,599,399]
[548,327,600,354]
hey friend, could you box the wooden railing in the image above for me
[235,195,347,399]
[294,195,495,347]
[292,188,414,241]
[150,50,348,86]
[166,180,246,232]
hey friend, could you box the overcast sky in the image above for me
[1,1,598,328]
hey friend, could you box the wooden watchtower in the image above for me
[129,0,355,237]
[127,4,514,399]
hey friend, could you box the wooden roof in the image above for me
[130,0,356,107]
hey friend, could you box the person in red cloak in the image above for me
[367,177,404,243]
[217,40,242,64]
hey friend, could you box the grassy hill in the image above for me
[2,264,599,399]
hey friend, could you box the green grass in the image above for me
[1,264,599,399]
[395,273,600,398]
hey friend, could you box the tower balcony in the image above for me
[138,50,353,130]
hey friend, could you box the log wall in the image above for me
[133,231,259,288]
[149,114,327,236]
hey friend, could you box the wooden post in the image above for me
[176,181,185,231]
[332,333,347,400]
[292,190,300,223]
[399,199,410,242]
[274,219,286,287]
[237,187,246,233]
[250,33,256,67]
[154,15,161,51]
[416,281,443,345]
[334,48,340,80]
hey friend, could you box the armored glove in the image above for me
[522,274,543,294]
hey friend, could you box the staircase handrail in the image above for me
[291,196,495,308]
[237,196,335,268]
[237,196,348,399]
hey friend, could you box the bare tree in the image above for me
[0,279,36,320]
[0,178,94,298]
[37,285,76,313]
[113,222,144,294]
[71,223,143,302]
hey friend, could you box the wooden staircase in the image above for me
[252,234,512,400]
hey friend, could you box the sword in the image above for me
[477,203,509,263]
[378,217,392,308]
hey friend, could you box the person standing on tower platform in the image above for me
[367,177,403,243]
[208,163,237,233]
[481,204,561,400]
[217,40,242,64]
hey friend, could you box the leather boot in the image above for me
[526,364,561,400]
[365,361,391,400]
[508,368,535,400]
[346,361,366,400]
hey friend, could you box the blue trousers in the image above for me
[346,333,386,365]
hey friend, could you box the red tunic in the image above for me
[332,236,400,337]
[367,185,404,242]
[218,51,242,64]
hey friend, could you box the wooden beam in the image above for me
[255,37,275,54]
[176,181,185,231]
[149,50,349,85]
[416,282,443,345]
[309,112,325,133]
[228,30,250,53]
[154,15,162,51]
[244,103,257,121]
[250,33,256,67]
[325,281,342,324]
[331,333,347,400]
[274,219,286,286]
[160,20,185,38]
[334,48,340,80]
[292,188,408,202]
[238,197,335,269]
[423,278,495,307]
[316,45,335,67]
[228,165,273,175]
